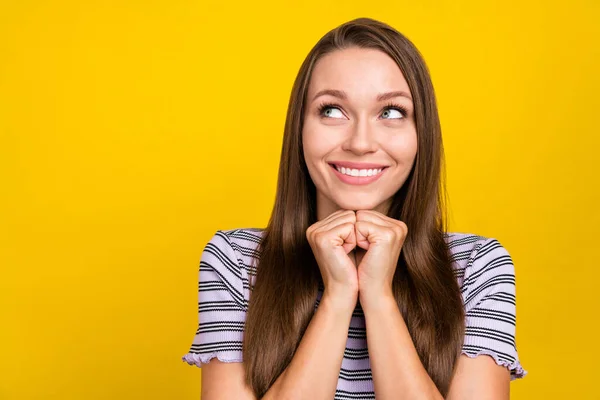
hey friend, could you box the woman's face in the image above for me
[302,47,418,220]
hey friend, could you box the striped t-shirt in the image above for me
[182,228,527,398]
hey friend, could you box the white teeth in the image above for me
[336,165,383,177]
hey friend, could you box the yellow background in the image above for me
[1,0,598,399]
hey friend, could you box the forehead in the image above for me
[307,47,411,99]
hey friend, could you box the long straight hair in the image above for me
[242,17,465,398]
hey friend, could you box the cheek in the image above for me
[301,125,325,178]
[301,134,326,189]
[387,131,418,163]
[302,121,340,161]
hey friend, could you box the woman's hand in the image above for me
[354,210,407,305]
[306,210,359,306]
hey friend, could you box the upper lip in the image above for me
[329,161,389,169]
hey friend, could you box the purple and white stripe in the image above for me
[182,228,527,398]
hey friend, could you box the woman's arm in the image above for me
[200,289,355,400]
[361,290,510,400]
[351,211,442,399]
[262,289,355,399]
[360,291,444,400]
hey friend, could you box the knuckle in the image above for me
[397,220,408,233]
[383,229,395,241]
[306,225,315,237]
[314,231,327,246]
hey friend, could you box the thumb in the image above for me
[341,223,357,254]
[355,221,371,250]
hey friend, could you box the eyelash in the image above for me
[316,101,408,119]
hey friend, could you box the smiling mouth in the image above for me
[329,163,388,177]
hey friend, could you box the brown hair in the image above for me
[242,17,465,398]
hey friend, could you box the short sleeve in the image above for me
[461,237,528,380]
[181,230,247,367]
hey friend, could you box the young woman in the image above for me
[182,17,527,400]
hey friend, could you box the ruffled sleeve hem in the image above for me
[181,352,243,368]
[461,349,528,380]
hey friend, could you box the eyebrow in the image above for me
[311,89,413,103]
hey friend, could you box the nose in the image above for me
[341,118,378,155]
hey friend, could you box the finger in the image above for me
[355,210,391,226]
[315,209,353,230]
[319,210,356,233]
[356,210,406,231]
[354,220,380,250]
[328,222,357,254]
[308,209,354,236]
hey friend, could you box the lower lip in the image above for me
[329,164,387,186]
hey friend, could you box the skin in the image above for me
[302,46,418,268]
[302,47,418,221]
[302,46,510,399]
[200,47,511,399]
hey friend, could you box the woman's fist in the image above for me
[306,210,359,303]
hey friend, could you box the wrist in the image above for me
[322,287,358,313]
[358,286,395,311]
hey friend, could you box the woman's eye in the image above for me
[381,108,404,119]
[321,107,345,119]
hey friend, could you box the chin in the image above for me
[334,197,383,211]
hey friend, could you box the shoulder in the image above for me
[203,228,265,299]
[446,233,527,379]
[183,228,265,368]
[219,227,265,249]
[212,228,265,267]
[444,232,516,302]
